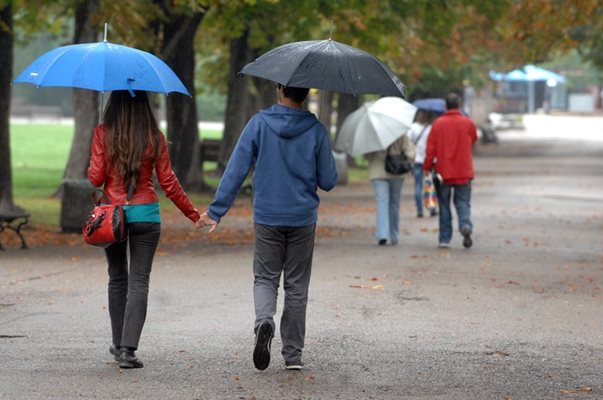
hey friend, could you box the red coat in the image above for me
[423,110,477,185]
[88,125,200,222]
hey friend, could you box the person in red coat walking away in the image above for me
[423,93,477,249]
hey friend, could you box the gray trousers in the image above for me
[253,223,316,363]
[104,222,161,350]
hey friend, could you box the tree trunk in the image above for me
[56,0,99,196]
[219,29,255,173]
[161,11,205,190]
[0,4,14,212]
[318,90,335,137]
[335,93,360,139]
[250,76,275,113]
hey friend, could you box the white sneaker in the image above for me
[285,363,304,370]
[438,242,450,249]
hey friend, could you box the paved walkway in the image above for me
[1,115,602,399]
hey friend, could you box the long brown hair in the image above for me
[102,90,161,190]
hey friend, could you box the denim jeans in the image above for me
[104,222,161,350]
[434,180,472,244]
[253,223,316,364]
[371,178,403,244]
[412,163,424,215]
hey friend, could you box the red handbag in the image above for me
[83,190,127,247]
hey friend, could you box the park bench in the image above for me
[0,207,30,250]
[199,138,222,165]
[199,139,254,195]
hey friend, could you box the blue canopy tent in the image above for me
[489,65,566,113]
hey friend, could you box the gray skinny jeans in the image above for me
[253,223,316,364]
[104,222,161,350]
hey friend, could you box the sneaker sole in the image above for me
[285,364,303,370]
[253,322,273,371]
[119,361,144,369]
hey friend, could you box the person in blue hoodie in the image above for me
[197,84,338,371]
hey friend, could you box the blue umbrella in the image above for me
[13,41,190,96]
[413,98,446,114]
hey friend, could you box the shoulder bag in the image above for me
[384,137,413,175]
[82,186,132,247]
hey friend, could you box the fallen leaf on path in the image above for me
[560,387,592,394]
[349,284,384,290]
[368,277,379,281]
[485,350,509,357]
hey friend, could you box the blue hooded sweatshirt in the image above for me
[208,104,338,227]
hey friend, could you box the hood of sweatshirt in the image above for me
[258,104,319,139]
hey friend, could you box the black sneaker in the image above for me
[461,226,472,248]
[119,349,144,369]
[109,344,120,362]
[253,321,274,370]
[378,239,387,246]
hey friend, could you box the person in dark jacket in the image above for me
[88,90,201,368]
[423,93,477,249]
[198,84,338,371]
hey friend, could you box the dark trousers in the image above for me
[253,223,316,364]
[104,222,161,350]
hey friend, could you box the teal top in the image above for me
[123,202,161,223]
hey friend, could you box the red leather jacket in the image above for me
[88,124,200,223]
[423,110,477,185]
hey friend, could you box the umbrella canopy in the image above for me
[335,97,417,156]
[13,41,190,96]
[413,98,446,114]
[239,39,405,97]
[489,64,565,84]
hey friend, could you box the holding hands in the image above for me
[196,212,218,233]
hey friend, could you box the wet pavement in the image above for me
[1,115,602,399]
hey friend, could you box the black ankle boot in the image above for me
[109,345,121,362]
[119,348,144,369]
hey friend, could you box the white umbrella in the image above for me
[335,97,417,156]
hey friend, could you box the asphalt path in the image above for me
[1,115,602,399]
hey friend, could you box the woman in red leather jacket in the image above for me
[88,90,201,369]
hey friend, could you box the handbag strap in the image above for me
[126,183,135,204]
[92,189,110,205]
[412,124,429,145]
[92,183,135,205]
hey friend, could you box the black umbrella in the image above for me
[239,39,405,97]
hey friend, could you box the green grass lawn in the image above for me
[9,123,367,226]
[9,123,222,225]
